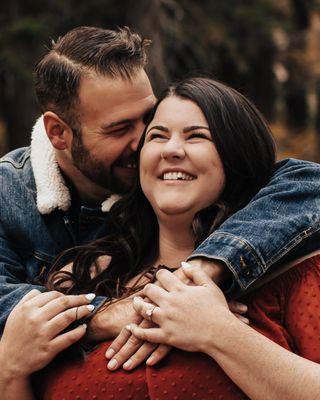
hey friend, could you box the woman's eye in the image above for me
[188,132,209,140]
[149,133,167,140]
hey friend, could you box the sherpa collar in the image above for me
[30,116,121,215]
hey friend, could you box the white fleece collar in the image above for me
[30,116,121,215]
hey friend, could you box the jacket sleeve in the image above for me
[187,158,320,293]
[0,222,45,333]
[0,223,105,334]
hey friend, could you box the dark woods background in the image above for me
[1,0,320,161]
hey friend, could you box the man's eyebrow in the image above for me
[183,125,210,133]
[101,119,132,129]
[146,125,169,134]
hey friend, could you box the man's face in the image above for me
[71,69,156,194]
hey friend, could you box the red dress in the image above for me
[43,255,320,400]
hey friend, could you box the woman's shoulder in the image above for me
[279,254,320,291]
[248,254,320,300]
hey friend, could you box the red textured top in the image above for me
[42,255,320,400]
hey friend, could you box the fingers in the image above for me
[143,283,168,305]
[227,300,248,314]
[227,300,249,323]
[105,313,143,359]
[146,344,171,366]
[233,313,250,324]
[24,290,64,308]
[48,303,95,337]
[107,318,153,370]
[155,269,185,291]
[181,262,215,287]
[41,293,96,320]
[122,341,158,370]
[50,323,88,354]
[18,289,42,305]
[132,297,161,324]
[128,324,164,344]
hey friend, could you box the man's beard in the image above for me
[71,132,133,195]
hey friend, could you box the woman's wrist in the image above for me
[201,310,240,356]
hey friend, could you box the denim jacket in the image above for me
[0,117,319,332]
[0,118,120,332]
[188,158,320,293]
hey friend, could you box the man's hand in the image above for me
[86,297,140,342]
[186,258,231,285]
[86,269,155,342]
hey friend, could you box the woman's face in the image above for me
[140,96,225,219]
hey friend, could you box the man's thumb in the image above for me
[181,262,214,287]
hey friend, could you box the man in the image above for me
[0,25,319,347]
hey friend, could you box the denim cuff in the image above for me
[187,232,266,293]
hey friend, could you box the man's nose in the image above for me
[129,121,145,152]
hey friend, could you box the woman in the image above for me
[1,77,319,400]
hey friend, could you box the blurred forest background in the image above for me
[1,0,320,161]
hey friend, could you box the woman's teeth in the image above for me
[162,172,195,181]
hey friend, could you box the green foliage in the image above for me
[1,0,320,156]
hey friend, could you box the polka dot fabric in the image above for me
[43,255,320,400]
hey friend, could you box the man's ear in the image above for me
[43,112,73,150]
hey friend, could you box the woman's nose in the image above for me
[161,138,186,160]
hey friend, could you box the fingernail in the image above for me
[239,304,248,312]
[107,359,118,370]
[87,304,95,312]
[82,323,87,329]
[181,261,193,269]
[146,355,154,365]
[133,296,142,302]
[125,324,132,332]
[123,359,132,369]
[105,348,115,359]
[85,293,96,301]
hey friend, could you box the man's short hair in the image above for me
[35,26,150,130]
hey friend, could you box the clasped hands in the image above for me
[104,260,248,371]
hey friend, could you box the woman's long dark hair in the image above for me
[47,77,276,301]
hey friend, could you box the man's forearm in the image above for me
[189,159,320,293]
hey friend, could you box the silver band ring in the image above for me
[146,305,156,323]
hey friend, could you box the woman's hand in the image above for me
[105,264,247,370]
[0,289,96,379]
[128,265,237,353]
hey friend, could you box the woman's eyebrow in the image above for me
[183,125,210,133]
[146,125,169,134]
